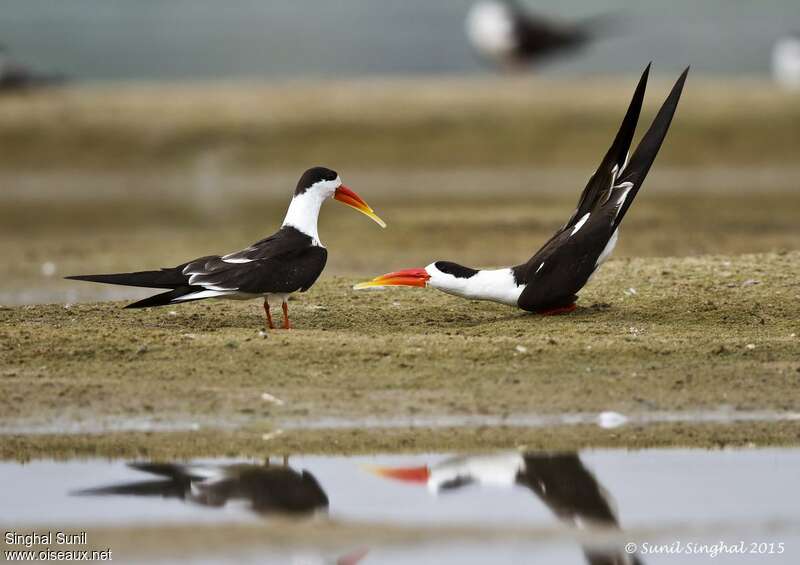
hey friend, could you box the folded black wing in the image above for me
[181,226,327,294]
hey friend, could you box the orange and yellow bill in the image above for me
[363,464,431,484]
[334,185,386,228]
[353,268,431,290]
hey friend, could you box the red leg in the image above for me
[281,301,292,330]
[537,303,577,316]
[263,300,275,330]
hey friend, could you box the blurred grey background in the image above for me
[0,0,798,80]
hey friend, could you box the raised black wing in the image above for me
[563,63,649,231]
[613,67,689,228]
[516,67,688,312]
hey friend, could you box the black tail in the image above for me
[72,479,187,499]
[65,268,186,289]
[613,66,689,228]
[71,462,197,498]
[123,286,201,309]
[128,462,200,480]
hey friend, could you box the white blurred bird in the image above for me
[773,32,800,90]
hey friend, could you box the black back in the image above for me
[73,462,329,517]
[181,225,328,295]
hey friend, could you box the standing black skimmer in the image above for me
[369,451,641,565]
[356,65,688,316]
[74,460,329,516]
[465,1,609,68]
[67,167,385,329]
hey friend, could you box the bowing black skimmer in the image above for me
[369,451,641,565]
[356,65,688,316]
[74,460,329,516]
[67,167,385,329]
[465,1,609,68]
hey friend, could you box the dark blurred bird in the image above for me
[369,451,642,565]
[356,65,688,316]
[0,44,65,92]
[67,167,385,330]
[465,0,612,69]
[73,460,329,516]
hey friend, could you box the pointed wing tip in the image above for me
[668,66,691,99]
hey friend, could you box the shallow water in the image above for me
[3,408,799,436]
[2,448,799,563]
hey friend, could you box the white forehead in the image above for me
[425,261,441,274]
[308,175,342,194]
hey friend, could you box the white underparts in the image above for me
[596,228,619,267]
[265,293,290,307]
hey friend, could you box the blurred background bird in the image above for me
[772,31,800,89]
[0,43,64,92]
[465,0,615,69]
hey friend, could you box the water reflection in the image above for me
[49,448,800,563]
[370,451,641,565]
[74,458,328,517]
[72,451,641,562]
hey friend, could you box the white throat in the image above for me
[428,265,524,306]
[429,452,525,493]
[282,190,327,246]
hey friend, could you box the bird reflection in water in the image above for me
[369,451,642,565]
[74,458,370,564]
[73,457,328,517]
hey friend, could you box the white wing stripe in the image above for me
[222,257,253,264]
[173,289,231,302]
[570,213,591,236]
